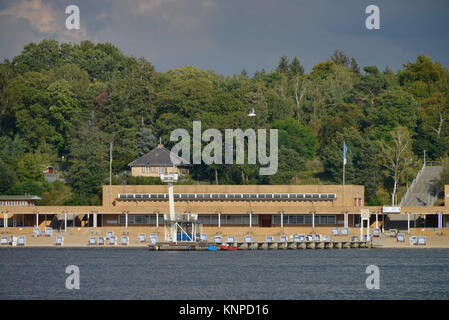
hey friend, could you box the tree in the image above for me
[0,158,17,193]
[137,128,158,155]
[330,49,350,67]
[276,56,289,74]
[380,126,413,206]
[289,57,304,76]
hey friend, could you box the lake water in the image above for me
[1,248,448,300]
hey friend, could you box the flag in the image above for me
[343,142,347,165]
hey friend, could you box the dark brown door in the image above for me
[260,215,272,227]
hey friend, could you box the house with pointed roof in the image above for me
[128,143,191,177]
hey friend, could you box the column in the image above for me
[36,213,39,228]
[218,212,221,228]
[87,213,90,227]
[281,212,283,228]
[407,213,410,234]
[360,219,364,240]
[64,213,67,232]
[312,213,315,228]
[125,212,128,228]
[344,213,348,228]
[249,212,252,228]
[93,212,97,228]
[5,213,8,228]
[3,213,6,228]
[366,218,370,240]
[156,213,159,228]
[375,213,378,229]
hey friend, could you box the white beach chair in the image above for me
[266,236,273,243]
[245,235,252,243]
[397,233,405,242]
[1,236,8,245]
[33,228,42,237]
[44,227,52,237]
[323,235,330,242]
[279,235,287,242]
[373,228,380,237]
[227,236,235,243]
[109,236,117,245]
[138,234,146,243]
[98,236,105,245]
[149,234,158,244]
[409,236,417,246]
[121,236,129,245]
[332,228,339,236]
[351,236,359,242]
[214,235,222,243]
[89,236,97,245]
[298,234,305,242]
[17,236,26,246]
[418,236,426,246]
[389,229,397,237]
[55,235,64,246]
[314,234,321,242]
[200,234,207,242]
[106,231,114,239]
[341,228,349,236]
[306,234,314,242]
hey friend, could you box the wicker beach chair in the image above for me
[44,227,52,237]
[149,234,158,244]
[1,236,8,245]
[227,236,235,243]
[106,231,114,239]
[200,234,207,242]
[298,234,305,242]
[244,235,252,243]
[121,236,129,245]
[33,228,42,237]
[418,236,426,246]
[323,235,330,241]
[409,236,417,246]
[109,236,117,245]
[397,233,405,242]
[314,234,321,242]
[373,228,380,237]
[341,228,349,236]
[266,236,273,243]
[306,234,314,242]
[89,236,97,245]
[138,234,146,243]
[214,235,222,243]
[279,235,287,242]
[17,236,26,246]
[55,235,64,246]
[98,236,105,245]
[351,236,359,242]
[332,228,339,236]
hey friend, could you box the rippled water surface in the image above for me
[1,248,448,299]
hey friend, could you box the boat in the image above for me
[219,244,238,251]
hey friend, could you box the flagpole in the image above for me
[110,141,113,206]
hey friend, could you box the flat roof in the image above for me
[0,195,42,201]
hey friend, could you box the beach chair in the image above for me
[200,234,207,242]
[109,236,117,245]
[227,236,235,243]
[44,227,52,237]
[364,234,371,241]
[33,228,42,237]
[121,236,129,245]
[306,234,314,242]
[98,236,105,245]
[351,236,359,242]
[314,234,321,242]
[138,234,146,243]
[409,236,417,246]
[341,228,349,236]
[266,236,273,243]
[293,235,300,242]
[418,236,426,246]
[55,235,64,246]
[323,235,330,242]
[280,235,287,242]
[17,236,25,246]
[332,228,339,236]
[298,234,305,242]
[389,229,397,237]
[106,231,114,239]
[89,236,97,245]
[1,236,8,245]
[373,228,380,237]
[214,235,222,243]
[245,235,252,243]
[397,233,405,242]
[149,234,158,244]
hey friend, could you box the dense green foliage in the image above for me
[1,40,448,205]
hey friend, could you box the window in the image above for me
[158,167,165,173]
[144,167,151,173]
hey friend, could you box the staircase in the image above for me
[399,162,442,207]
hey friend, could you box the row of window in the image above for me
[0,201,30,206]
[117,193,337,200]
[272,215,336,225]
[115,214,335,225]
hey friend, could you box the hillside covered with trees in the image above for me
[0,39,448,206]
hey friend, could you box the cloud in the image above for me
[0,0,58,33]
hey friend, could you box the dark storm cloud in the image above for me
[0,0,448,75]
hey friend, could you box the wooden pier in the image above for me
[149,241,373,251]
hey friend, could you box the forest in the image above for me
[0,39,448,206]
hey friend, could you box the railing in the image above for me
[424,161,441,166]
[399,163,426,206]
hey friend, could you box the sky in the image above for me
[0,0,448,75]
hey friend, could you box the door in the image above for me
[260,215,272,227]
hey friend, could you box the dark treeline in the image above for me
[0,39,448,206]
